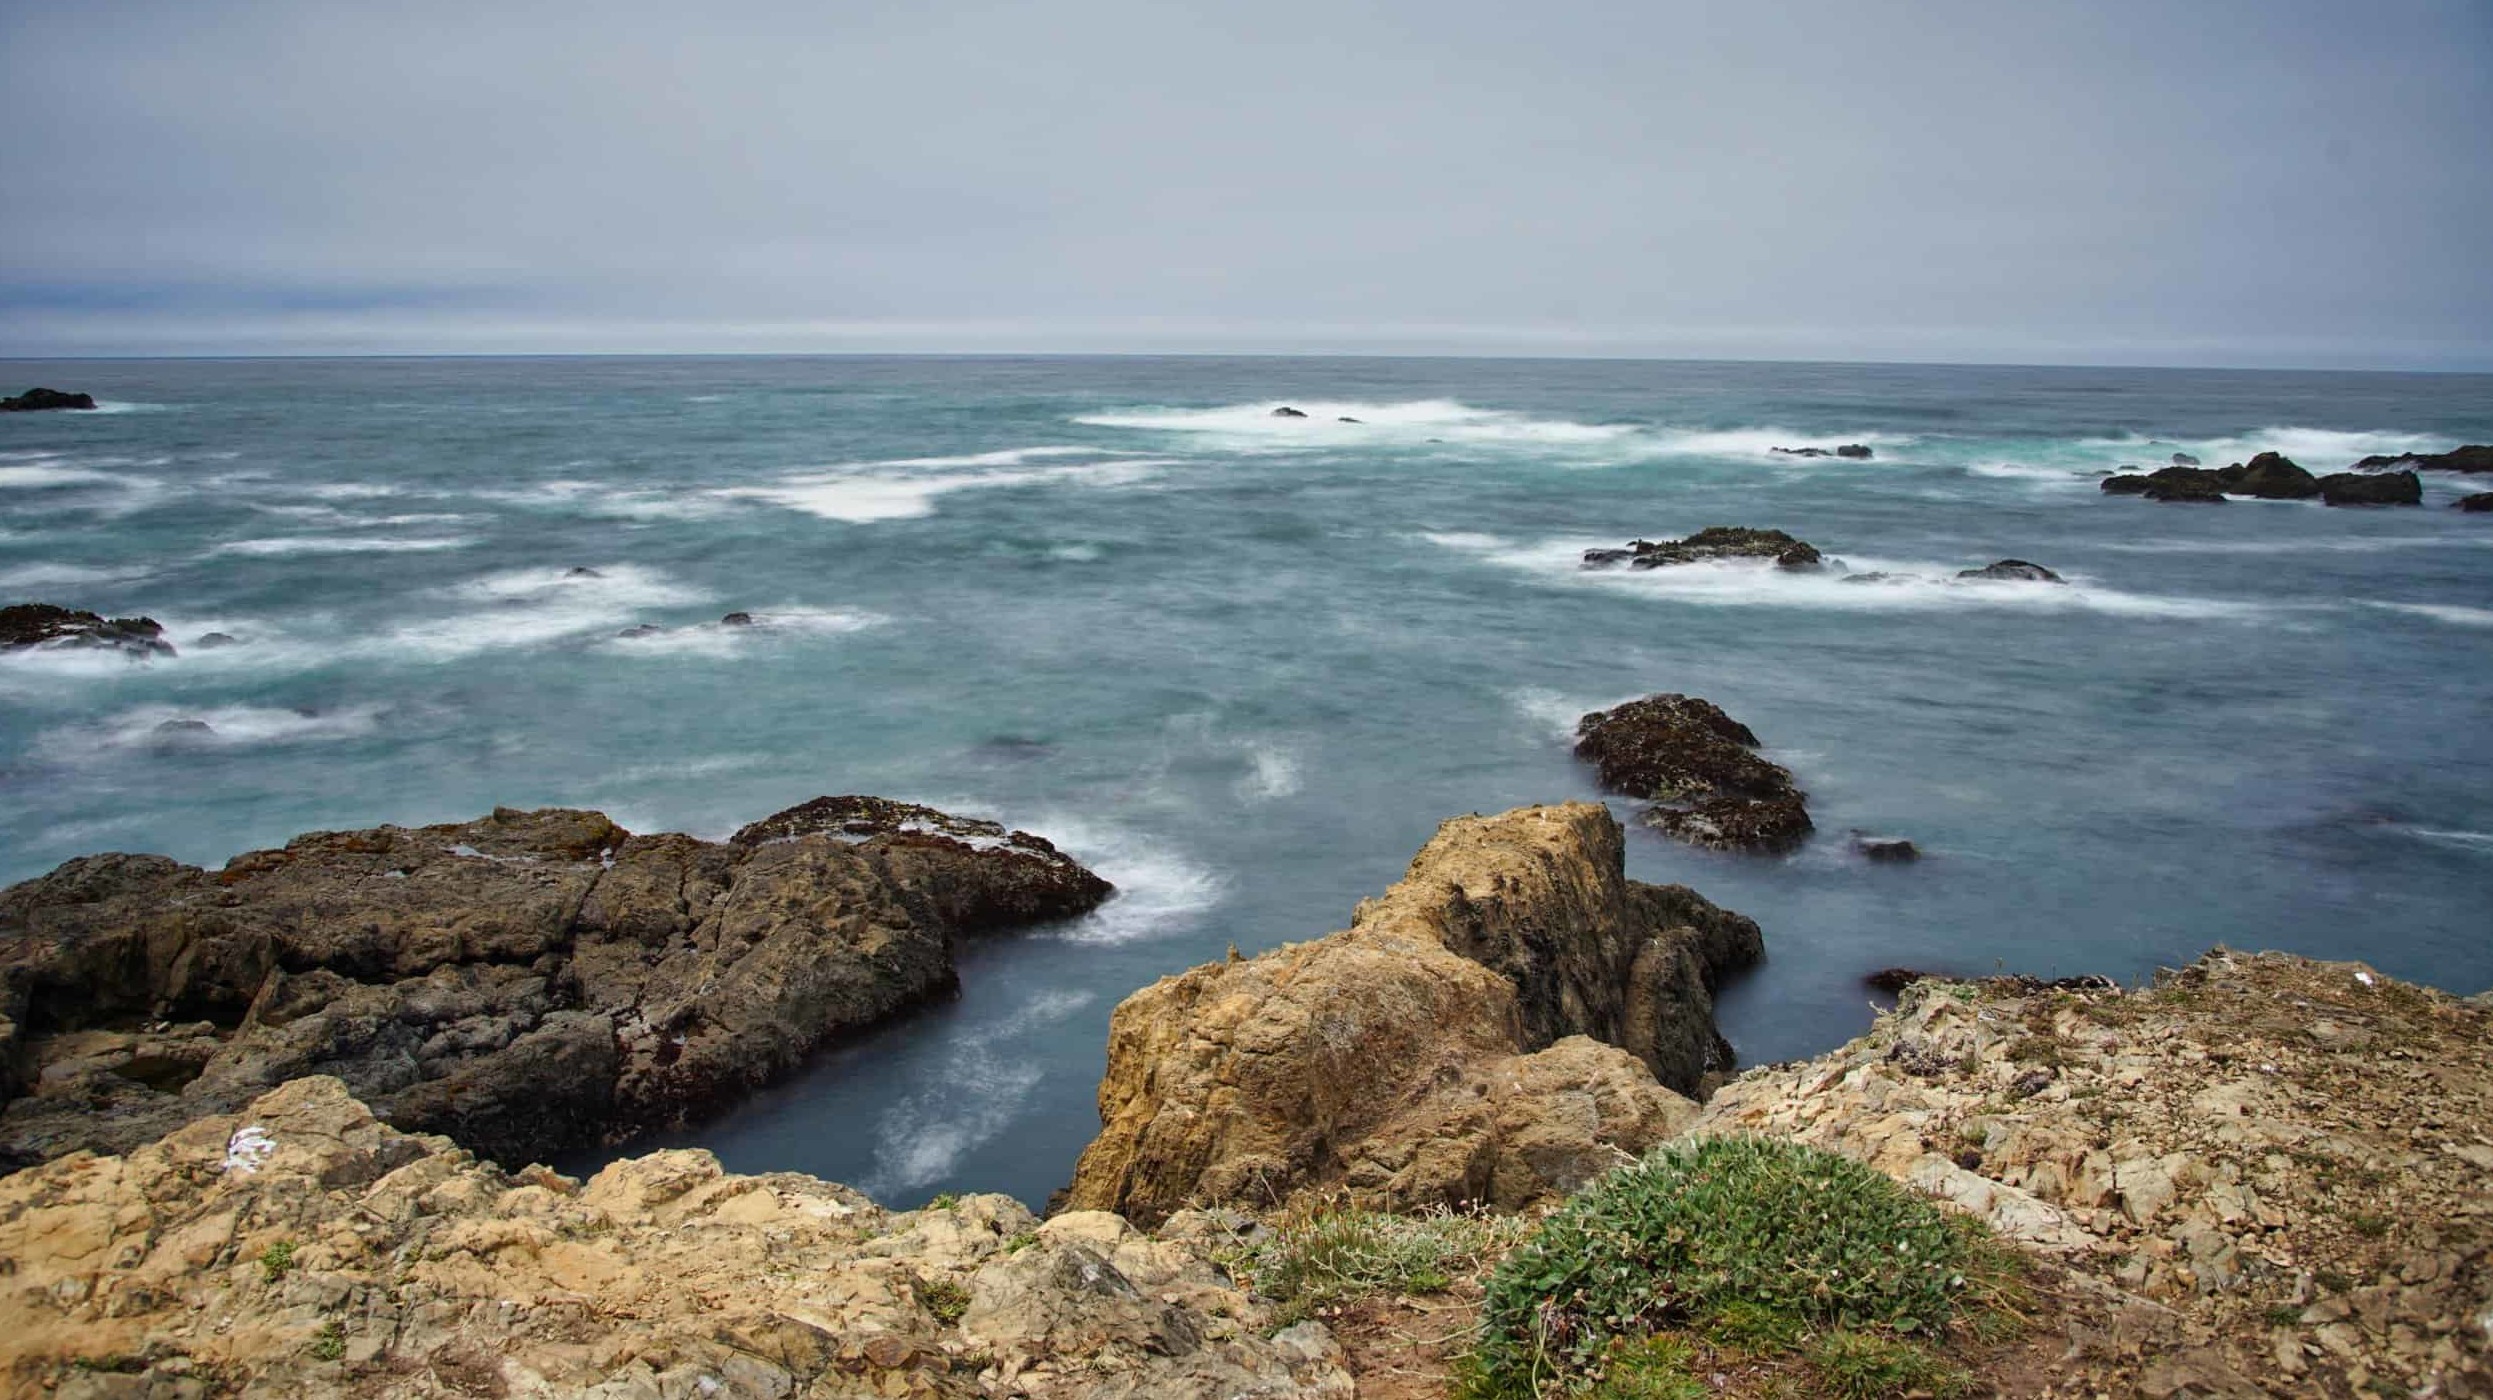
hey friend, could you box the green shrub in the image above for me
[1465,1136,1989,1396]
[916,1277,972,1325]
[307,1319,346,1363]
[1231,1203,1530,1327]
[258,1239,298,1282]
[1805,1330,1965,1399]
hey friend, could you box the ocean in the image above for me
[3,354,2487,1208]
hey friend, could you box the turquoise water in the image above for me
[4,355,2489,1207]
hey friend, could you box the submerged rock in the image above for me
[1955,559,2063,582]
[2355,444,2493,474]
[192,631,238,648]
[2317,469,2422,507]
[1061,804,1761,1223]
[1851,833,1921,862]
[2170,451,2201,466]
[719,610,755,625]
[0,386,97,412]
[1580,526,1825,572]
[0,1076,1355,1399]
[0,799,1111,1172]
[1769,444,1873,459]
[1270,405,1308,418]
[1574,693,1813,853]
[2456,492,2493,513]
[0,602,175,657]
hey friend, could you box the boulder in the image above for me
[1061,804,1761,1223]
[2456,492,2493,513]
[0,1077,1352,1399]
[2170,452,2201,466]
[2317,470,2421,507]
[720,610,755,626]
[2216,451,2320,499]
[0,799,1111,1172]
[2354,445,2493,474]
[1851,834,1921,863]
[193,631,239,649]
[0,602,175,658]
[1955,559,2063,582]
[0,387,97,412]
[1573,693,1813,853]
[1270,406,1308,418]
[1579,526,1825,572]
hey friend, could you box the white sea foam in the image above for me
[0,462,128,489]
[0,562,153,588]
[859,988,1097,1196]
[2409,828,2493,852]
[990,815,1226,945]
[1077,398,1640,448]
[1235,743,1304,802]
[214,535,477,557]
[1428,533,2266,619]
[714,448,1170,523]
[1507,687,1626,743]
[604,606,885,657]
[385,564,711,659]
[2362,601,2493,628]
[2101,536,2493,555]
[302,482,402,500]
[2076,426,2455,474]
[64,703,387,754]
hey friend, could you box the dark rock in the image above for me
[1574,694,1812,854]
[2100,474,2154,495]
[151,719,214,736]
[2106,466,2227,503]
[2353,445,2493,474]
[2456,492,2493,513]
[1840,571,1901,584]
[1851,833,1921,863]
[1771,444,1870,460]
[565,567,604,579]
[1835,443,1873,459]
[2170,452,2200,467]
[1336,416,1362,424]
[0,800,1111,1173]
[719,611,755,626]
[1864,967,1931,995]
[2317,470,2421,507]
[0,388,98,412]
[1580,526,1824,571]
[1955,559,2063,583]
[192,632,238,649]
[2218,451,2320,499]
[0,604,176,658]
[1269,406,1308,418]
[617,624,663,638]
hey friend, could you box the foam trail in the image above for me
[1235,742,1304,802]
[384,564,711,659]
[2362,601,2493,628]
[1077,398,1640,447]
[1003,814,1226,945]
[214,536,476,557]
[604,607,885,657]
[0,562,153,588]
[713,449,1170,524]
[59,704,388,754]
[859,988,1097,1196]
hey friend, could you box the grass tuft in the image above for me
[1226,1200,1530,1327]
[259,1239,298,1282]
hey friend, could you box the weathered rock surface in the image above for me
[2319,469,2423,507]
[1954,559,2063,582]
[1061,804,1761,1225]
[2356,444,2493,474]
[0,800,1111,1174]
[0,387,97,412]
[1580,526,1824,571]
[2457,492,2493,513]
[1573,693,1812,852]
[0,1076,1351,1398]
[0,602,175,658]
[1692,952,2493,1397]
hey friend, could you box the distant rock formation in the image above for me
[1850,833,1921,863]
[2100,467,2227,502]
[1771,444,1873,459]
[1574,693,1813,853]
[2457,492,2493,513]
[1581,526,1824,571]
[1270,405,1308,418]
[2169,452,2201,466]
[2317,469,2422,507]
[0,387,97,412]
[0,602,175,658]
[2354,445,2493,474]
[2221,451,2321,499]
[2103,453,2421,508]
[1955,559,2063,582]
[1061,804,1761,1223]
[0,799,1111,1173]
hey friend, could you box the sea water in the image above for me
[2,354,2487,1207]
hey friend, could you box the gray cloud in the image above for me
[4,0,2488,365]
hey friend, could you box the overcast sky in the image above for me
[4,0,2488,367]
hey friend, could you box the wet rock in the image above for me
[2355,445,2493,474]
[151,719,215,736]
[564,566,603,578]
[0,799,1110,1172]
[1579,526,1825,572]
[2101,473,2155,495]
[192,631,238,649]
[2317,470,2422,507]
[2456,492,2493,513]
[1062,804,1761,1223]
[1336,416,1362,423]
[0,602,176,658]
[1769,444,1873,459]
[0,387,98,412]
[1574,693,1813,853]
[2216,451,2321,499]
[719,610,755,626]
[1956,559,2063,582]
[2170,452,2201,466]
[616,623,663,638]
[1851,833,1921,862]
[1270,405,1308,418]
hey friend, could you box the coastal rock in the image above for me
[193,631,239,648]
[2215,451,2321,499]
[1850,833,1921,863]
[1691,952,2493,1396]
[2170,452,2201,466]
[2100,467,2227,501]
[1573,693,1813,853]
[0,386,97,412]
[1270,406,1308,418]
[0,799,1111,1173]
[1769,444,1872,459]
[0,602,176,658]
[1579,526,1824,572]
[1061,804,1762,1223]
[2456,492,2493,513]
[1955,559,2063,582]
[2355,444,2493,474]
[0,1076,1351,1399]
[2317,469,2422,507]
[720,610,755,626]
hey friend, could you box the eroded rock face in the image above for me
[0,602,175,658]
[1580,526,1824,571]
[1061,804,1761,1224]
[1692,952,2493,1398]
[0,800,1111,1173]
[0,1077,1351,1398]
[1573,693,1812,852]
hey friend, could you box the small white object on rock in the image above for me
[2355,971,2376,987]
[222,1125,276,1174]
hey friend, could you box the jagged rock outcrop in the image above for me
[2219,451,2322,499]
[1690,951,2493,1397]
[1581,526,1824,571]
[2318,469,2423,506]
[2356,445,2493,474]
[0,602,175,658]
[1573,693,1812,852]
[0,387,97,412]
[0,800,1111,1173]
[1061,804,1761,1225]
[0,1077,1351,1398]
